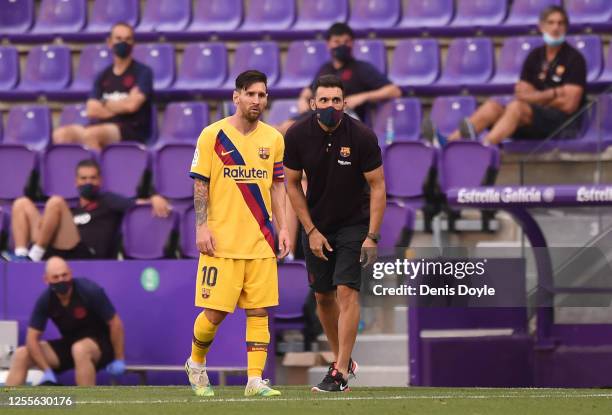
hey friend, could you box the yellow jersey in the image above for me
[189,118,285,259]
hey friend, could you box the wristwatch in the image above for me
[366,233,380,244]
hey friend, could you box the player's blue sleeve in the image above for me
[359,61,391,91]
[28,290,51,331]
[75,279,117,322]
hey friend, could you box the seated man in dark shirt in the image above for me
[5,257,125,386]
[52,22,153,151]
[7,159,171,261]
[275,22,401,135]
[426,5,586,146]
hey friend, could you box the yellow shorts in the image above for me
[194,256,279,312]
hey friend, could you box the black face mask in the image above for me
[50,281,72,295]
[315,106,343,128]
[331,45,352,64]
[78,184,100,200]
[113,41,133,59]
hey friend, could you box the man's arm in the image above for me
[25,328,50,371]
[514,81,556,106]
[135,194,172,218]
[271,181,291,258]
[547,84,585,114]
[345,84,402,111]
[104,86,147,115]
[285,167,314,234]
[361,166,386,267]
[194,178,215,256]
[107,314,125,361]
[86,98,116,120]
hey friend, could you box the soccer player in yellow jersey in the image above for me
[185,70,291,397]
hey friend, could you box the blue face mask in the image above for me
[113,41,133,59]
[331,45,352,64]
[543,32,565,47]
[78,183,100,200]
[316,106,343,128]
[50,281,72,295]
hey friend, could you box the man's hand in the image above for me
[39,368,58,385]
[196,225,215,256]
[344,93,369,110]
[277,228,292,259]
[106,359,126,376]
[309,229,333,261]
[150,194,172,218]
[360,237,378,268]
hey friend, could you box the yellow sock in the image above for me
[191,311,219,364]
[246,316,270,377]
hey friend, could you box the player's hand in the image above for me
[196,225,216,256]
[309,229,333,261]
[106,359,126,376]
[39,368,58,385]
[360,237,378,268]
[344,93,368,110]
[150,194,172,218]
[277,228,292,259]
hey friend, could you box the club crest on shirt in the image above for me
[73,306,87,319]
[556,65,565,76]
[340,147,351,158]
[258,147,270,160]
[201,288,211,299]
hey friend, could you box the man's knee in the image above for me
[315,291,336,308]
[505,100,527,115]
[204,308,228,325]
[336,285,359,309]
[45,195,68,211]
[245,308,268,318]
[11,346,30,365]
[12,196,34,214]
[71,340,96,362]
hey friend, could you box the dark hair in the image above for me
[235,70,268,92]
[325,22,354,40]
[539,5,569,26]
[110,21,135,37]
[76,159,100,175]
[313,74,345,97]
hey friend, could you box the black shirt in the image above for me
[29,278,116,342]
[312,59,391,121]
[90,59,154,142]
[72,192,134,259]
[520,42,587,112]
[284,113,382,234]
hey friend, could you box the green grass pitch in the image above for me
[2,386,611,415]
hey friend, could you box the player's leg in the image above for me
[52,124,87,145]
[10,197,42,257]
[5,341,60,386]
[240,258,280,397]
[71,337,102,386]
[448,99,505,141]
[335,285,360,379]
[484,100,534,145]
[82,124,121,151]
[28,196,80,261]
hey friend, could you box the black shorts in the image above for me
[513,104,572,140]
[47,336,114,373]
[116,122,148,143]
[301,223,368,293]
[43,242,94,260]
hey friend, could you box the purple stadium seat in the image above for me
[266,99,299,126]
[0,46,19,90]
[240,0,295,32]
[174,43,228,90]
[188,0,242,32]
[438,141,499,192]
[41,145,95,199]
[565,0,612,25]
[293,0,348,31]
[349,0,400,30]
[384,142,436,201]
[0,144,37,200]
[20,45,71,92]
[86,0,139,33]
[430,96,477,137]
[32,0,86,34]
[133,44,176,89]
[559,94,612,152]
[438,38,494,86]
[159,102,209,144]
[451,0,507,27]
[122,205,177,259]
[153,143,195,200]
[491,36,543,85]
[353,39,386,75]
[398,0,453,29]
[380,201,414,252]
[138,0,191,33]
[59,103,89,126]
[0,0,34,34]
[71,45,113,92]
[389,38,440,86]
[5,105,51,151]
[277,40,327,89]
[100,143,149,198]
[598,43,612,84]
[179,206,197,258]
[567,35,603,83]
[225,42,280,87]
[217,101,237,119]
[276,262,309,328]
[373,98,422,145]
[505,0,561,27]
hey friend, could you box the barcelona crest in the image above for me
[340,147,351,158]
[201,288,211,299]
[258,147,270,159]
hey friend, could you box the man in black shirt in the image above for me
[276,22,401,134]
[7,159,170,261]
[5,256,125,386]
[284,75,386,392]
[53,22,153,150]
[430,5,586,146]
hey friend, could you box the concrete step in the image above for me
[308,365,409,387]
[317,333,408,366]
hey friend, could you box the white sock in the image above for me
[247,376,262,385]
[188,358,205,368]
[14,247,28,257]
[28,245,46,262]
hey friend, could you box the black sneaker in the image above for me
[459,118,477,141]
[311,365,349,393]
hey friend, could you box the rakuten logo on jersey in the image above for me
[223,166,268,182]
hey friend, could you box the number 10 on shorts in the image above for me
[200,266,218,300]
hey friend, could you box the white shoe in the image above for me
[185,359,214,397]
[244,378,281,397]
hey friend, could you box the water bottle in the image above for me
[385,116,395,145]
